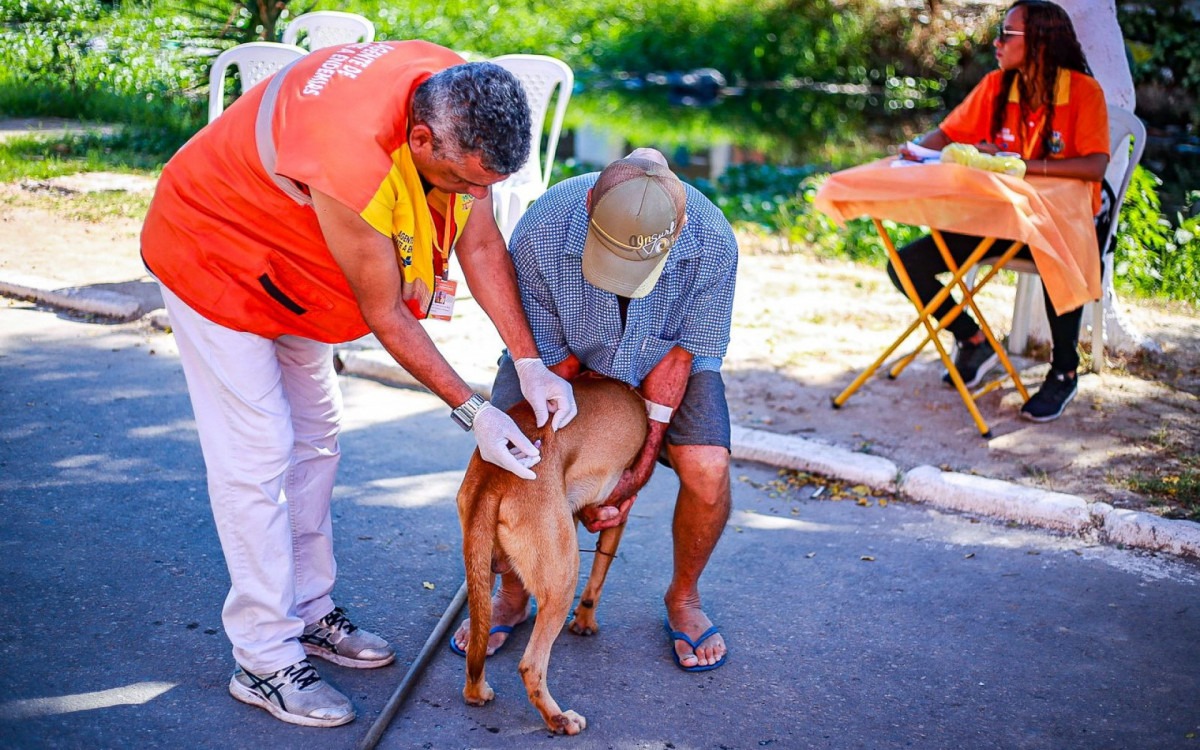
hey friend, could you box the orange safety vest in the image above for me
[141,41,474,343]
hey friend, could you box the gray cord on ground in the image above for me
[356,580,468,750]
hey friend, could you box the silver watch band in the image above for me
[450,393,487,431]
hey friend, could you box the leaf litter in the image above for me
[738,468,898,513]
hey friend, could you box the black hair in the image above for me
[990,0,1093,156]
[411,62,532,176]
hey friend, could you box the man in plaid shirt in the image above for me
[451,148,738,671]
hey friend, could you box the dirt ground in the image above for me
[725,236,1200,518]
[2,172,1198,519]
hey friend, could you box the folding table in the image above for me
[813,157,1100,437]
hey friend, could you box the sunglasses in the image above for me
[997,26,1026,43]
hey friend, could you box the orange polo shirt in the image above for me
[940,69,1109,214]
[141,41,473,343]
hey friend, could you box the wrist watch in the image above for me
[450,393,487,431]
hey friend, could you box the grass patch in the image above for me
[0,130,157,222]
[0,131,165,183]
[1128,460,1200,521]
[1,185,151,223]
[0,130,160,221]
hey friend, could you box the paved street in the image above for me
[1,300,1198,749]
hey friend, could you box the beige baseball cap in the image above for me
[582,156,687,299]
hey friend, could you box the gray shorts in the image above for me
[491,353,731,458]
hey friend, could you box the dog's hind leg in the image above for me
[459,476,498,707]
[570,523,626,636]
[505,512,588,735]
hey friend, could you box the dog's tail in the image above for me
[459,463,502,682]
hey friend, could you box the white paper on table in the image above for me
[890,141,942,167]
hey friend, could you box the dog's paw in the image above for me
[463,681,495,706]
[550,710,587,735]
[569,611,599,636]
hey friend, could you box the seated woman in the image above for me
[888,0,1110,422]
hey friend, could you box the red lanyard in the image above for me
[1018,106,1047,161]
[429,193,457,280]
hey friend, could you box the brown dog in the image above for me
[456,373,648,735]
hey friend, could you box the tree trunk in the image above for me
[1058,0,1135,110]
[1022,0,1155,359]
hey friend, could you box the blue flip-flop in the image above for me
[663,618,728,672]
[449,624,515,657]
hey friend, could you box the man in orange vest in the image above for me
[141,41,577,727]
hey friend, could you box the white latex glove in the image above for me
[472,401,540,480]
[514,357,578,430]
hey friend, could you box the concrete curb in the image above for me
[0,274,142,321]
[336,348,497,397]
[902,464,1098,535]
[1098,505,1200,558]
[5,275,1197,560]
[903,466,1200,557]
[144,308,171,331]
[730,425,899,492]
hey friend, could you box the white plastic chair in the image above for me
[282,11,375,50]
[489,54,574,241]
[208,42,306,123]
[1084,106,1147,371]
[966,105,1146,372]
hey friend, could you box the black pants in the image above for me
[886,232,1094,374]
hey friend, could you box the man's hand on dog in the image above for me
[473,402,541,479]
[514,358,578,430]
[579,494,636,532]
[580,466,646,531]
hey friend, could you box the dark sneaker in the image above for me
[1021,369,1078,422]
[300,607,395,669]
[228,659,354,728]
[942,341,1000,389]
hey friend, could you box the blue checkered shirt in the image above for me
[507,173,738,388]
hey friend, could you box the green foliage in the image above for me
[1118,0,1200,125]
[0,0,105,93]
[168,0,318,50]
[0,0,206,146]
[689,164,924,265]
[346,0,980,88]
[0,131,170,183]
[854,2,998,104]
[563,87,885,173]
[568,0,872,83]
[1113,166,1200,306]
[0,0,975,171]
[693,163,819,237]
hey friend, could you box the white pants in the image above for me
[160,285,341,673]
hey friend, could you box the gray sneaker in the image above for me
[228,659,354,728]
[300,607,395,669]
[942,341,1000,389]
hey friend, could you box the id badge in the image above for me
[428,277,457,321]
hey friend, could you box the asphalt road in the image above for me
[1,300,1198,750]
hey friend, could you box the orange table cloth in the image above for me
[814,158,1100,315]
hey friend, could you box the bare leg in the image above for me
[452,570,530,655]
[664,444,731,669]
